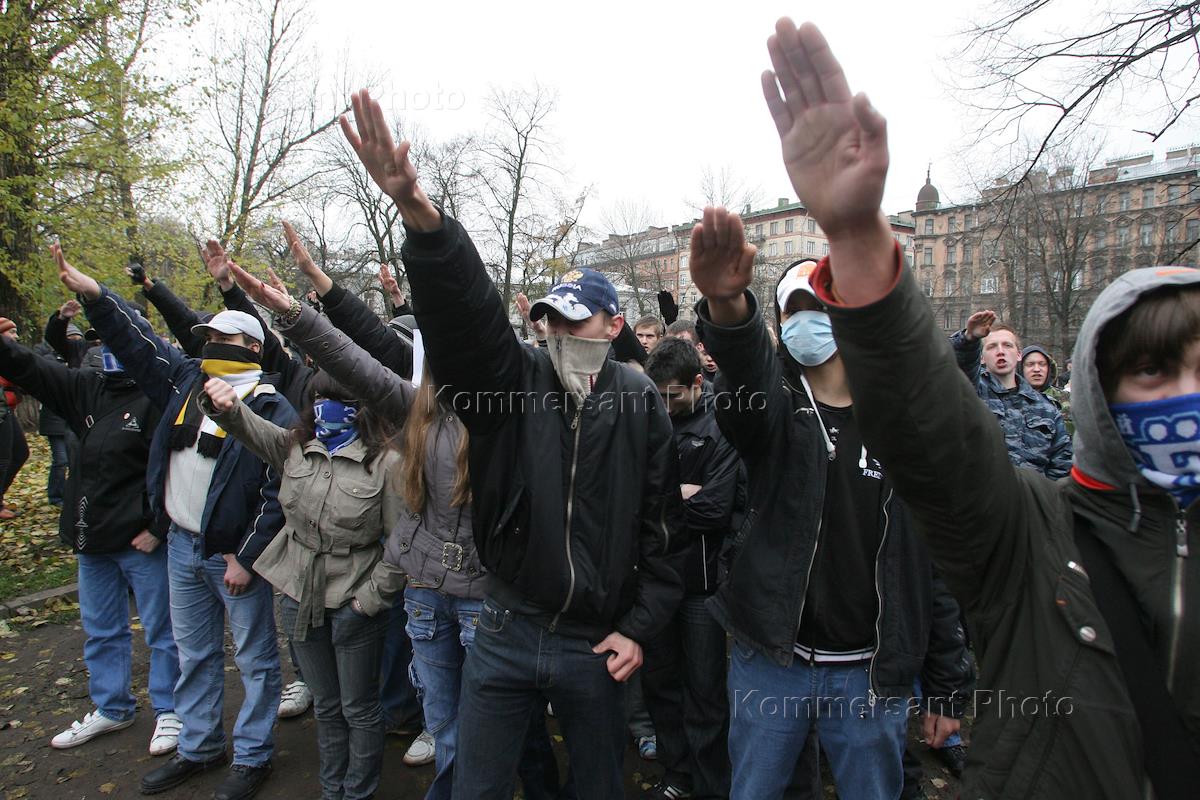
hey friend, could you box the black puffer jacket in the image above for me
[0,337,161,552]
[401,213,687,644]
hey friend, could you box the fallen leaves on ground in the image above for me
[0,436,76,603]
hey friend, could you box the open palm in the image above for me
[688,207,757,302]
[340,89,420,205]
[762,20,888,238]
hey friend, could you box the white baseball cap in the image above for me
[191,309,264,343]
[776,259,822,310]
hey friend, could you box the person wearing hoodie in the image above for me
[692,251,969,800]
[1020,345,1071,431]
[0,319,182,755]
[742,18,1198,799]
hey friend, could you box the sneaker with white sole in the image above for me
[149,712,182,756]
[50,709,134,749]
[278,680,312,719]
[402,730,435,766]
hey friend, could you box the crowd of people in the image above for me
[0,16,1195,800]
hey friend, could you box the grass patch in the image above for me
[0,434,77,603]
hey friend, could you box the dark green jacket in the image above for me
[822,259,1200,799]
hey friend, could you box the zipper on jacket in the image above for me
[866,488,895,708]
[550,404,584,631]
[701,536,709,593]
[1167,508,1189,693]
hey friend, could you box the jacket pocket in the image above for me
[481,486,530,584]
[329,477,383,531]
[281,456,317,510]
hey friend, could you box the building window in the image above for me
[768,242,778,257]
[1071,270,1083,290]
[944,273,957,296]
[1190,183,1200,203]
[806,240,816,254]
[1166,221,1180,243]
[785,218,795,233]
[1094,228,1107,250]
[1117,225,1130,246]
[1095,194,1108,214]
[980,274,998,294]
[1188,218,1200,243]
[964,213,974,230]
[962,242,973,264]
[807,219,817,233]
[1168,185,1182,204]
[1140,222,1154,246]
[755,224,763,238]
[924,218,934,235]
[945,244,957,265]
[680,254,689,269]
[769,221,779,235]
[1143,187,1155,208]
[923,247,933,265]
[947,217,957,233]
[1120,191,1131,211]
[784,240,794,255]
[822,242,829,255]
[922,278,933,296]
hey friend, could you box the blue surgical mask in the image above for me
[1111,392,1200,507]
[780,311,837,367]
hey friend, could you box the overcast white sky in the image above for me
[289,1,1199,232]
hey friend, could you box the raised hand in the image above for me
[281,221,332,295]
[52,244,101,301]
[226,260,293,314]
[378,263,405,307]
[201,375,238,413]
[965,310,996,341]
[761,19,888,239]
[689,207,757,304]
[58,299,82,319]
[201,240,234,291]
[0,318,16,339]
[266,266,289,297]
[515,292,547,339]
[340,90,441,231]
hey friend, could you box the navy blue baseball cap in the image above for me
[529,268,620,322]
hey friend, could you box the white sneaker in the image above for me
[402,730,436,766]
[278,680,313,719]
[50,709,134,749]
[148,712,182,756]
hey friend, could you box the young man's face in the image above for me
[1023,352,1050,389]
[635,325,661,352]
[1112,338,1200,404]
[543,310,622,341]
[982,330,1019,379]
[655,375,702,417]
[207,330,262,354]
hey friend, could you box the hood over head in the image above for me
[1019,344,1058,391]
[1071,266,1200,493]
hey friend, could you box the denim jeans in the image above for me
[642,595,731,798]
[454,596,625,800]
[77,545,178,721]
[280,595,387,800]
[46,433,72,506]
[727,641,908,800]
[403,587,482,800]
[380,600,421,729]
[167,527,280,766]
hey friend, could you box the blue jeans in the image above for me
[728,642,908,800]
[454,596,625,800]
[46,433,72,506]
[280,595,387,800]
[380,601,421,729]
[404,587,483,800]
[167,527,280,766]
[77,545,178,721]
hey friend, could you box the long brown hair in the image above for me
[399,363,471,513]
[294,370,397,471]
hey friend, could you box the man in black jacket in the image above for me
[642,337,742,800]
[0,320,182,757]
[692,238,964,799]
[341,90,685,800]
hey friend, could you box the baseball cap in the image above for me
[529,269,620,322]
[776,259,822,311]
[191,309,264,343]
[65,323,84,338]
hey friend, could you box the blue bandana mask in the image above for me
[1111,392,1200,508]
[780,311,837,367]
[100,345,125,375]
[313,399,359,453]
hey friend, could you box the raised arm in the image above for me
[45,302,88,368]
[56,244,194,410]
[762,19,1032,613]
[140,278,206,358]
[197,378,292,471]
[949,310,995,384]
[0,320,90,433]
[342,89,523,432]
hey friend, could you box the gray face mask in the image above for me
[547,332,611,406]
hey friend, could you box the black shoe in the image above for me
[934,742,967,778]
[641,781,692,800]
[213,762,273,800]
[141,752,229,795]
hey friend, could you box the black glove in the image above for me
[657,290,678,325]
[128,262,146,285]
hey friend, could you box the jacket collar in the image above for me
[302,436,369,463]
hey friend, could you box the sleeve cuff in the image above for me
[811,240,905,308]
